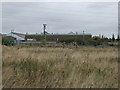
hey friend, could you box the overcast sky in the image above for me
[2,2,118,38]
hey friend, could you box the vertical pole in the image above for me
[83,30,85,45]
[76,32,77,42]
[99,34,101,39]
[12,29,14,37]
[11,29,14,37]
[11,30,12,37]
[76,32,78,48]
[43,24,47,40]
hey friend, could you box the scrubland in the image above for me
[2,45,118,88]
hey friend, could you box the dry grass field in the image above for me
[2,45,118,88]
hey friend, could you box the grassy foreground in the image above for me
[2,46,118,88]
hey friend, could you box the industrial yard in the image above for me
[1,2,118,89]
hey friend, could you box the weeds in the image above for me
[3,57,39,78]
[2,46,118,88]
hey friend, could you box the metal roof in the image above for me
[11,32,25,38]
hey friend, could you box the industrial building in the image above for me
[2,31,92,45]
[25,34,92,42]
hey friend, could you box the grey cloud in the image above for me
[2,2,118,38]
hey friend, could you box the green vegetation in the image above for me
[2,36,16,45]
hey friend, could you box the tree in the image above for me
[101,35,104,39]
[108,38,112,42]
[116,34,120,41]
[112,34,115,42]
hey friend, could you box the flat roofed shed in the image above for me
[25,34,92,42]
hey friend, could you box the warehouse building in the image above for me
[2,31,92,44]
[2,32,25,45]
[25,34,92,42]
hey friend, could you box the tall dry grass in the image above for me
[2,46,118,88]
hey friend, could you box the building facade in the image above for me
[25,34,92,42]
